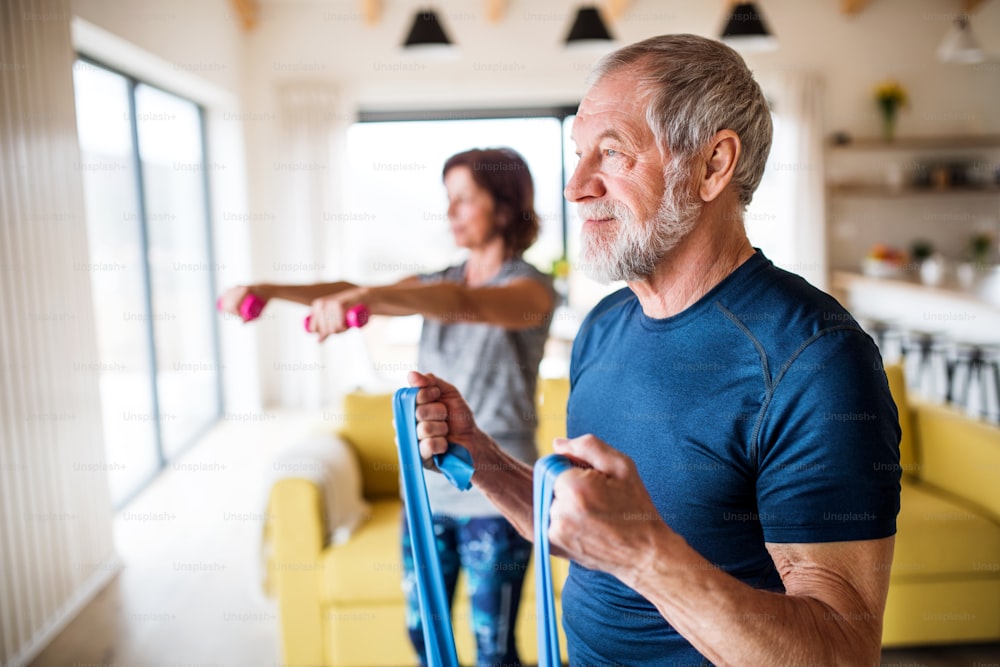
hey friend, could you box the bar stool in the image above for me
[858,318,905,365]
[948,342,1000,423]
[900,330,951,402]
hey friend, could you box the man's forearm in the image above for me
[468,436,536,541]
[627,530,882,667]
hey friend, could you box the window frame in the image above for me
[73,54,225,508]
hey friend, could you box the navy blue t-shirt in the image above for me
[562,251,901,666]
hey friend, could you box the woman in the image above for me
[218,147,555,667]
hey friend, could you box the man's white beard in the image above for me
[578,169,701,284]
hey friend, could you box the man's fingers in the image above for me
[418,436,449,460]
[552,434,633,479]
[408,371,460,396]
[416,419,449,440]
[407,370,433,387]
[414,402,447,422]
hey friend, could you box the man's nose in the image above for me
[564,157,604,202]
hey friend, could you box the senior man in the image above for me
[411,33,900,666]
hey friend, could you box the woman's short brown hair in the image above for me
[443,147,539,257]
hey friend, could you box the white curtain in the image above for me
[258,83,375,408]
[747,72,828,290]
[783,72,828,291]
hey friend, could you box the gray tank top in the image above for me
[417,258,554,516]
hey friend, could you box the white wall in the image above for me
[1,2,117,663]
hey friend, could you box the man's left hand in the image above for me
[549,434,672,586]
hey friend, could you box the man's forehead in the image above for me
[580,73,642,110]
[570,79,650,146]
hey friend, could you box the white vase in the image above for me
[919,256,945,286]
[956,262,978,289]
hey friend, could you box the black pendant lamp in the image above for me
[403,8,453,49]
[720,2,777,52]
[565,6,614,46]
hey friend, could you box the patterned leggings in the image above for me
[401,513,532,667]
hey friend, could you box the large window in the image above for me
[345,113,567,282]
[72,58,222,508]
[344,111,625,313]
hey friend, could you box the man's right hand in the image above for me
[408,371,483,463]
[409,370,537,540]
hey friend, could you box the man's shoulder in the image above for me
[722,259,856,333]
[578,287,635,332]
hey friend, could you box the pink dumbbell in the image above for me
[304,304,370,333]
[217,293,266,322]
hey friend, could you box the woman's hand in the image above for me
[217,285,264,319]
[308,287,370,342]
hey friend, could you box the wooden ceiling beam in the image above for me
[228,0,259,30]
[840,0,988,18]
[485,0,507,23]
[361,0,381,26]
[604,0,631,22]
[841,0,873,16]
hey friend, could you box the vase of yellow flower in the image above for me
[874,80,907,143]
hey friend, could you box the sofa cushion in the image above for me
[883,578,1000,647]
[321,499,405,604]
[336,392,400,499]
[913,400,1000,520]
[893,479,1000,580]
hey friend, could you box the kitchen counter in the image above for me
[832,270,1000,346]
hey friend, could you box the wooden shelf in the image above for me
[829,184,1000,197]
[833,270,994,306]
[832,271,1000,345]
[828,135,1000,151]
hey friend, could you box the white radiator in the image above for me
[0,1,117,664]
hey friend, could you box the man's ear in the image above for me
[698,130,741,203]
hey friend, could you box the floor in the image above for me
[27,411,1000,667]
[28,409,319,667]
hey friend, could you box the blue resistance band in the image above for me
[533,453,574,667]
[392,388,475,667]
[393,387,570,667]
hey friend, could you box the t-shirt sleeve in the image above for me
[499,260,556,297]
[418,266,451,283]
[755,328,901,543]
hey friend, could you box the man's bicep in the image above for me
[766,537,895,638]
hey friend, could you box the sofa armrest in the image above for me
[271,432,373,545]
[268,477,326,667]
[266,432,372,667]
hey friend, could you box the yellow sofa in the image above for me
[265,378,570,667]
[265,368,1000,664]
[882,364,1000,646]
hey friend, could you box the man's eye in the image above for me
[604,149,619,158]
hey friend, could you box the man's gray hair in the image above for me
[588,34,773,208]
